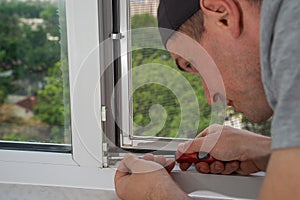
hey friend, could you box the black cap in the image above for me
[157,0,200,47]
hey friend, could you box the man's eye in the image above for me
[176,64,185,72]
[186,63,195,70]
[185,62,198,74]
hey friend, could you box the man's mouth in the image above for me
[227,100,242,113]
[227,100,234,107]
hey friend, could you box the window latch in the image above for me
[110,32,124,40]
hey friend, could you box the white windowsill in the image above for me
[0,150,264,200]
[172,170,264,200]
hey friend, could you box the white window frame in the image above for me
[0,0,112,189]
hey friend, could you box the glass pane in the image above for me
[0,0,71,144]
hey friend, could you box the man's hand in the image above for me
[114,153,192,200]
[177,125,271,175]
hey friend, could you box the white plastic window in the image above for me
[0,0,106,188]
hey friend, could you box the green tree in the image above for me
[0,1,70,143]
[0,77,13,104]
[33,61,68,143]
[40,4,60,37]
[130,13,212,138]
[34,62,63,125]
[0,1,60,82]
[131,49,211,138]
[131,13,157,29]
[131,13,162,49]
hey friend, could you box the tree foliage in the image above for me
[131,49,211,138]
[0,1,66,143]
[131,13,157,29]
[0,1,60,83]
[130,14,211,138]
[34,62,64,125]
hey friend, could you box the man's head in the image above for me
[158,0,273,123]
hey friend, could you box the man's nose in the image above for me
[200,77,225,106]
[200,77,214,105]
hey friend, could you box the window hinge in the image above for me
[103,142,108,152]
[101,106,106,122]
[103,156,108,168]
[110,32,124,40]
[102,142,108,168]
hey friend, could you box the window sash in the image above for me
[0,0,104,171]
[66,0,103,167]
[116,0,191,151]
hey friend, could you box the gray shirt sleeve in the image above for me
[261,0,300,149]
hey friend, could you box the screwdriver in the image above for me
[176,151,215,163]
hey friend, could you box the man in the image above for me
[115,0,300,199]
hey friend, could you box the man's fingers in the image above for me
[116,154,133,173]
[114,168,129,185]
[186,139,203,153]
[142,153,155,161]
[117,153,175,176]
[123,153,164,174]
[165,158,176,173]
[154,155,167,166]
[196,127,209,138]
[177,125,225,155]
[122,153,139,172]
[236,160,259,175]
[196,124,224,138]
[209,161,225,174]
[179,162,192,171]
[221,161,240,175]
[149,154,175,173]
[142,154,175,172]
[194,162,210,173]
[194,161,239,175]
[178,138,204,154]
[115,155,132,185]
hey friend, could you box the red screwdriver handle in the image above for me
[176,152,215,163]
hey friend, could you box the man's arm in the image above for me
[259,147,300,200]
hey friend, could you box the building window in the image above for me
[0,0,71,147]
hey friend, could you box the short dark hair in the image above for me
[178,10,205,41]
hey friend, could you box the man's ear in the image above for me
[200,0,242,38]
